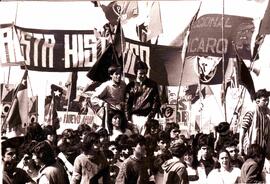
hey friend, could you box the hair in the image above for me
[129,134,146,147]
[96,128,109,137]
[25,122,45,142]
[157,130,170,143]
[134,60,148,74]
[110,110,127,133]
[108,65,122,76]
[170,140,187,158]
[81,132,100,153]
[246,144,265,160]
[145,119,160,135]
[255,88,270,100]
[32,141,56,165]
[77,124,92,136]
[43,125,56,137]
[185,145,200,169]
[164,122,179,135]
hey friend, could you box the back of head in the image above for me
[169,139,187,158]
[82,132,100,152]
[246,144,265,160]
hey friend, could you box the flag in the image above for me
[28,96,38,123]
[4,70,28,133]
[146,1,163,41]
[123,38,198,86]
[118,1,139,22]
[170,2,201,47]
[235,49,255,101]
[65,71,78,102]
[259,0,270,35]
[86,44,120,83]
[50,84,66,111]
[100,1,121,26]
[44,95,56,126]
[136,23,148,42]
[114,20,125,58]
[1,84,15,118]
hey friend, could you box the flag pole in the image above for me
[221,0,227,122]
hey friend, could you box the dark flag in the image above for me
[100,1,121,26]
[114,20,125,58]
[65,71,78,102]
[4,70,28,133]
[235,51,255,101]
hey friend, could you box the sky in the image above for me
[1,0,270,126]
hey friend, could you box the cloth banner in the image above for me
[123,38,198,86]
[0,24,24,66]
[186,14,254,59]
[15,26,110,71]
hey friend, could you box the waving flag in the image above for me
[3,70,28,133]
[146,1,163,41]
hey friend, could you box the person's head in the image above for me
[108,65,122,84]
[184,145,199,169]
[108,141,119,156]
[197,134,214,160]
[134,60,148,82]
[246,144,265,163]
[156,131,170,152]
[169,139,187,159]
[2,146,17,172]
[43,125,57,144]
[131,134,147,159]
[62,128,78,144]
[111,110,126,132]
[81,132,101,154]
[225,143,239,160]
[77,123,92,141]
[145,119,160,135]
[25,122,45,142]
[165,122,180,141]
[32,141,56,166]
[215,122,230,135]
[96,127,109,144]
[255,89,270,109]
[218,149,231,170]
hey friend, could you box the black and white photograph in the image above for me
[1,0,270,183]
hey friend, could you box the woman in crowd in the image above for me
[207,149,241,184]
[240,144,265,183]
[109,110,132,141]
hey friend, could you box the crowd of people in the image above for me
[2,59,270,184]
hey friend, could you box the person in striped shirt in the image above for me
[239,89,270,157]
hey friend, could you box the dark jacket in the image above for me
[125,78,160,121]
